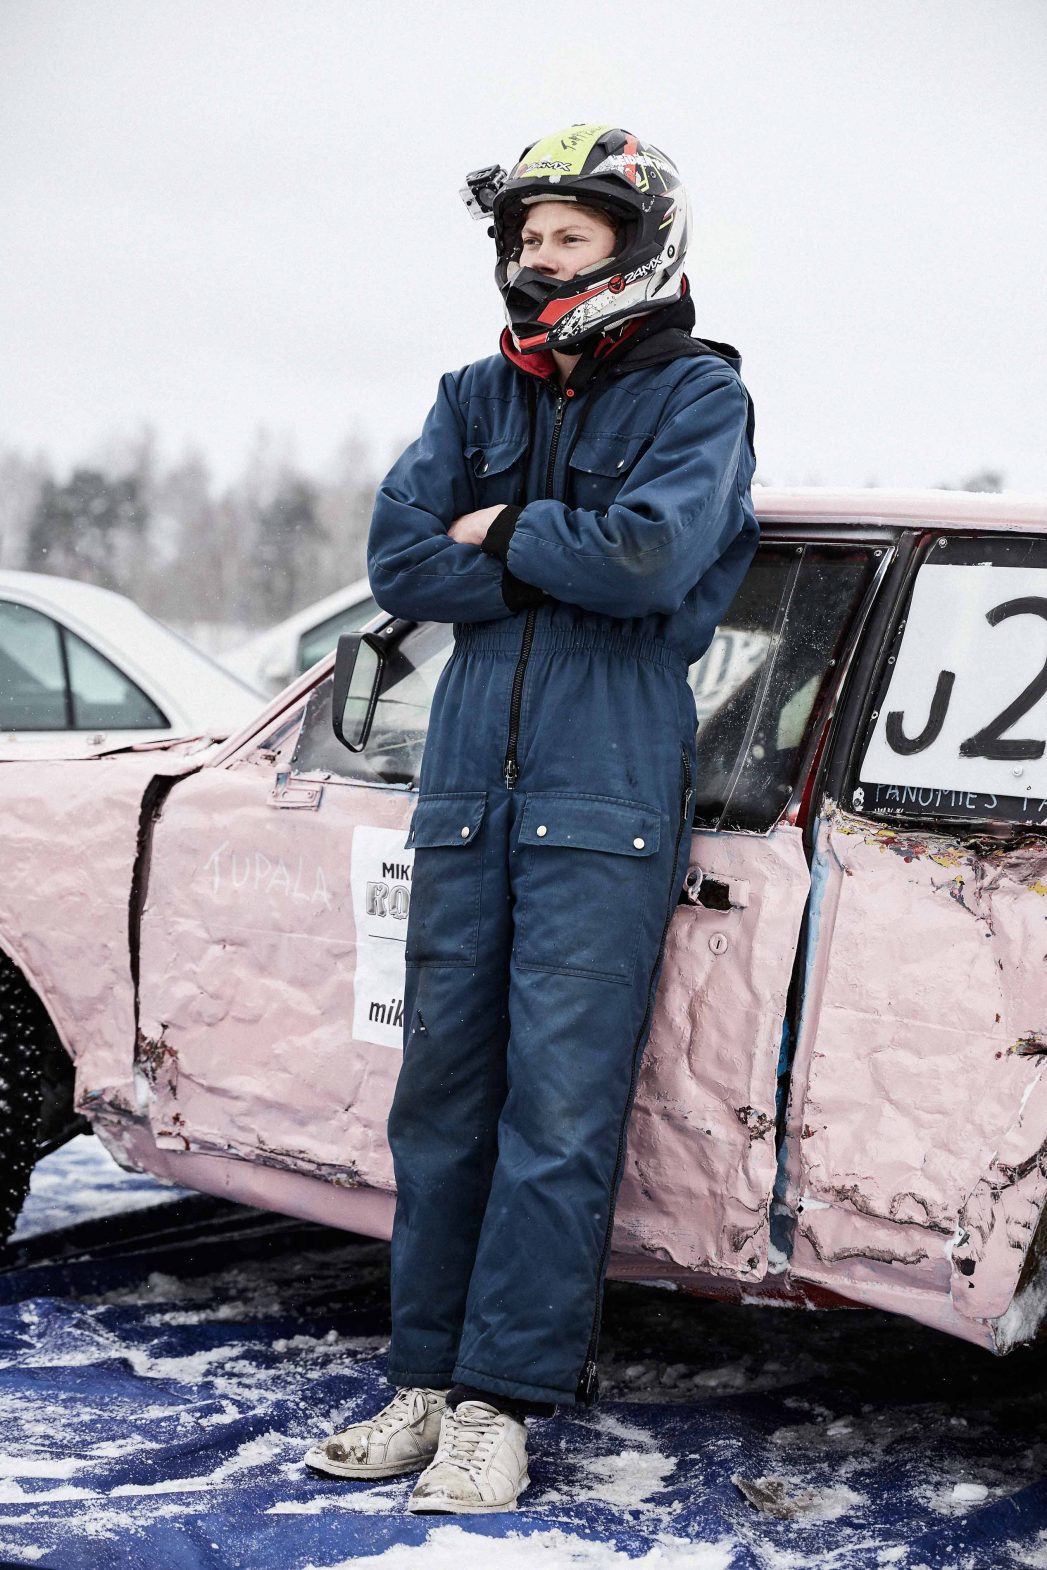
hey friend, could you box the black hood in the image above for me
[595,293,753,452]
[606,293,743,377]
[551,290,745,397]
[500,286,753,450]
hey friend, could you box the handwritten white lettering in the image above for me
[200,843,334,909]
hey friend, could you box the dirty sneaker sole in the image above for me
[406,1471,530,1513]
[304,1442,435,1480]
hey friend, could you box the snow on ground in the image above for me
[1,1135,1046,1568]
[303,1527,737,1567]
[9,1133,191,1241]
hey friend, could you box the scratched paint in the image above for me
[612,824,810,1278]
[5,729,1047,1348]
[136,766,408,1189]
[0,749,201,1128]
[784,804,1047,1349]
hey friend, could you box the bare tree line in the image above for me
[0,434,1004,645]
[0,429,383,642]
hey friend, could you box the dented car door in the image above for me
[786,530,1047,1348]
[133,538,884,1288]
[615,541,882,1281]
[134,621,453,1188]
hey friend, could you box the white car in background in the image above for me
[0,570,265,754]
[221,575,378,696]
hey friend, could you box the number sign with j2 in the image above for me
[861,564,1047,801]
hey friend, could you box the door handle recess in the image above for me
[680,867,750,910]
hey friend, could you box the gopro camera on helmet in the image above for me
[481,125,689,353]
[460,165,507,220]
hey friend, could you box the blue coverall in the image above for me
[367,301,759,1407]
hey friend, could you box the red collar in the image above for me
[499,329,556,381]
[498,316,646,385]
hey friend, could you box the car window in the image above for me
[64,629,167,729]
[0,601,68,729]
[287,546,877,812]
[290,620,454,785]
[855,533,1047,828]
[692,543,879,832]
[296,597,380,675]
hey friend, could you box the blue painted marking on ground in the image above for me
[0,1137,1045,1568]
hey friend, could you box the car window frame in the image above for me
[696,528,895,836]
[0,597,172,734]
[210,523,900,804]
[0,597,71,731]
[61,622,169,731]
[273,527,895,817]
[294,596,381,677]
[779,531,894,833]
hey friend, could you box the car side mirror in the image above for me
[331,617,416,752]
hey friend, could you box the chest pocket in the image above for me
[567,432,650,513]
[464,437,529,510]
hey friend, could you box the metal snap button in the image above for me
[480,461,489,474]
[460,826,470,838]
[536,824,547,837]
[633,837,645,849]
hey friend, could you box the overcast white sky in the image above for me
[3,0,1046,490]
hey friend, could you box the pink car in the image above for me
[5,487,1047,1356]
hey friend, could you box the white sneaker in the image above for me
[407,1399,530,1513]
[304,1386,448,1479]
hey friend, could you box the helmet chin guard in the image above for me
[467,124,690,353]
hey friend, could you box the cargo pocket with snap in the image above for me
[404,793,487,966]
[464,437,529,508]
[567,432,650,513]
[514,794,662,984]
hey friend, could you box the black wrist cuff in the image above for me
[481,505,521,564]
[501,568,547,613]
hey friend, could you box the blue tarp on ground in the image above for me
[1,1137,1046,1569]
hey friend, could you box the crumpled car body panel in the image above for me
[6,748,1047,1351]
[784,807,1047,1349]
[0,751,201,1123]
[132,757,809,1286]
[136,766,406,1190]
[616,825,810,1277]
[7,486,1047,1354]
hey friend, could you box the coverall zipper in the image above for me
[576,745,694,1406]
[503,389,569,790]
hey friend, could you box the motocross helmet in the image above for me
[487,123,689,353]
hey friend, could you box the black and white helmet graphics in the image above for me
[488,123,690,352]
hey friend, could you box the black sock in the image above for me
[445,1382,556,1421]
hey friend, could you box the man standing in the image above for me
[306,123,758,1513]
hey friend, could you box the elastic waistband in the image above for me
[453,623,690,677]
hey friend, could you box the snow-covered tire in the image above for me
[0,950,53,1244]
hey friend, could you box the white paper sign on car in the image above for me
[350,824,412,1050]
[861,564,1047,801]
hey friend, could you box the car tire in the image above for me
[0,950,54,1245]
